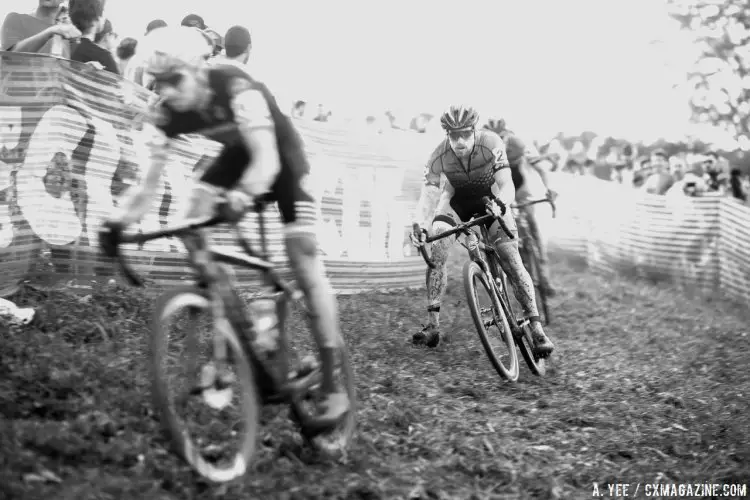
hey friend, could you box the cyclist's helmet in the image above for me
[141,26,213,75]
[484,117,507,134]
[440,105,479,132]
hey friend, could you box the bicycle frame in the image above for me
[414,196,555,270]
[112,200,319,402]
[413,197,556,324]
[113,200,300,300]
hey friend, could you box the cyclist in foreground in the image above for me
[410,105,554,355]
[484,118,558,296]
[97,26,349,421]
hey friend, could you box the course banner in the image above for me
[0,52,427,296]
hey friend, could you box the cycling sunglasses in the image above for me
[448,129,474,141]
[150,71,185,90]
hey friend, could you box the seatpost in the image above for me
[257,207,268,261]
[254,202,277,292]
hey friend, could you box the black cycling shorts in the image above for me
[199,144,314,225]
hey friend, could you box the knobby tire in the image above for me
[149,286,261,483]
[463,260,519,382]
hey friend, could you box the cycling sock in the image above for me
[427,304,440,326]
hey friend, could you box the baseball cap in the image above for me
[203,28,223,54]
[224,25,251,58]
[181,14,206,30]
[145,19,167,34]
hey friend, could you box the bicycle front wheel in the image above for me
[463,261,519,382]
[150,286,261,483]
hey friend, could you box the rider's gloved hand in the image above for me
[410,224,428,247]
[98,219,124,258]
[486,197,506,218]
[221,189,253,222]
[546,188,559,202]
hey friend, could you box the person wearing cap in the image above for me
[202,28,223,58]
[145,19,167,35]
[180,14,206,30]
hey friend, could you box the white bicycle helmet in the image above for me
[141,26,213,75]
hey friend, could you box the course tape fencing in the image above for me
[546,173,750,305]
[1,53,749,304]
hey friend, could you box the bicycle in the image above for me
[411,196,555,382]
[513,198,557,325]
[104,195,356,483]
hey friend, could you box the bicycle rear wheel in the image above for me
[150,286,260,482]
[282,295,357,458]
[463,260,519,382]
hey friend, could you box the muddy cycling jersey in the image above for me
[423,129,509,221]
[148,65,312,223]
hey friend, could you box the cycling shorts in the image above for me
[199,144,315,226]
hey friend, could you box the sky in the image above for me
[1,0,717,143]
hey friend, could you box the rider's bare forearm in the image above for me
[531,159,553,190]
[414,184,441,228]
[491,169,516,209]
[110,140,169,227]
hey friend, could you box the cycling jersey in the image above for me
[149,65,312,224]
[423,128,509,222]
[483,124,541,190]
[502,131,542,191]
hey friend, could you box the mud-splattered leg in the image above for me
[413,216,456,347]
[491,215,555,355]
[523,204,554,294]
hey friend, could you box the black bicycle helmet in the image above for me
[440,105,479,131]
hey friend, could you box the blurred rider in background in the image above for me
[484,117,558,296]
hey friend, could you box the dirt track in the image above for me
[1,251,749,499]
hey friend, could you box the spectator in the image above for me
[632,158,651,188]
[643,148,675,195]
[222,25,251,68]
[291,100,306,119]
[314,104,331,122]
[115,37,137,79]
[69,0,119,74]
[1,0,81,56]
[94,18,116,52]
[669,154,687,182]
[203,28,224,58]
[145,19,167,35]
[729,169,747,202]
[702,151,728,192]
[181,14,206,30]
[127,19,167,87]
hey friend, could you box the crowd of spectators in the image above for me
[1,1,252,84]
[2,1,749,206]
[548,140,749,205]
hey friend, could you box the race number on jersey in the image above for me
[491,146,509,169]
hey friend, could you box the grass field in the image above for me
[1,250,749,499]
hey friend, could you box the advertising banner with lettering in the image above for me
[0,52,426,296]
